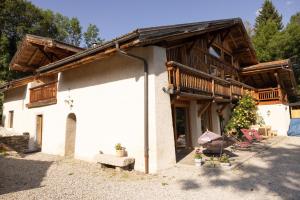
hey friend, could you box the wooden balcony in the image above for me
[254,88,286,105]
[166,61,255,102]
[27,81,57,108]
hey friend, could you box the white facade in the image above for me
[257,104,290,136]
[2,46,176,173]
[2,44,229,173]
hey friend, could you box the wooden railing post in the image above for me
[212,79,215,98]
[175,67,180,92]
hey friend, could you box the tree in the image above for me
[84,24,104,48]
[225,94,258,136]
[254,0,283,30]
[253,21,280,62]
[67,17,82,46]
[252,0,283,62]
[244,21,254,38]
[0,0,101,81]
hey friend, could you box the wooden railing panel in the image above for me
[166,61,283,104]
[30,81,57,103]
[257,88,279,101]
[166,61,255,100]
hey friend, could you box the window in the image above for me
[8,111,14,128]
[224,52,233,65]
[209,45,221,59]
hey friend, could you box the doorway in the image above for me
[36,115,43,149]
[65,113,77,157]
[172,102,192,162]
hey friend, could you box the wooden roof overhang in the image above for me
[9,34,84,72]
[0,75,35,92]
[36,18,258,75]
[241,59,298,98]
[3,18,258,91]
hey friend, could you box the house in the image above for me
[1,18,297,173]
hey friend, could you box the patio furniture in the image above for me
[198,131,235,154]
[241,129,255,142]
[251,129,263,141]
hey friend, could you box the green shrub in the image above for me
[225,94,257,136]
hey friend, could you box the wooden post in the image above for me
[212,79,215,97]
[175,67,181,92]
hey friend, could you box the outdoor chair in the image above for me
[251,129,263,141]
[241,129,255,142]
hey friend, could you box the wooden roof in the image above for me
[241,59,298,98]
[37,18,258,74]
[9,34,84,72]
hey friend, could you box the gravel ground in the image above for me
[1,136,300,200]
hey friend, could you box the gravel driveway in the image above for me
[1,136,300,200]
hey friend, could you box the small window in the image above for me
[209,45,221,59]
[8,111,14,128]
[224,52,233,65]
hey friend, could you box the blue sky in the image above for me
[30,0,300,40]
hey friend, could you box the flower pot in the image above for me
[194,158,202,167]
[116,149,125,157]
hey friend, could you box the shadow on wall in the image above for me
[195,140,300,199]
[0,156,52,195]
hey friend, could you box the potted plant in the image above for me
[219,154,231,167]
[115,143,126,157]
[194,148,203,167]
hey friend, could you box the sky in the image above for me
[30,0,300,41]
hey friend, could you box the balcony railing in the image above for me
[166,61,255,100]
[254,88,286,104]
[28,81,57,108]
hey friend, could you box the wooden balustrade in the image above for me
[29,81,57,104]
[256,88,280,102]
[167,61,255,100]
[167,61,284,104]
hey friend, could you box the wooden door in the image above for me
[36,115,43,149]
[173,105,192,149]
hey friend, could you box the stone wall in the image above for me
[0,132,29,152]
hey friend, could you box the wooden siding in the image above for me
[28,81,57,107]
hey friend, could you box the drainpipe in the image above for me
[115,43,149,174]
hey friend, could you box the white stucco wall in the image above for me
[257,104,290,136]
[211,102,221,134]
[2,46,175,173]
[189,101,202,146]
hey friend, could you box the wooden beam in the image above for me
[41,40,139,76]
[11,63,35,72]
[229,32,238,48]
[27,48,39,65]
[221,28,231,42]
[232,47,250,55]
[198,101,212,117]
[207,33,218,48]
[216,103,228,116]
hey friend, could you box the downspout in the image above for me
[115,43,149,174]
